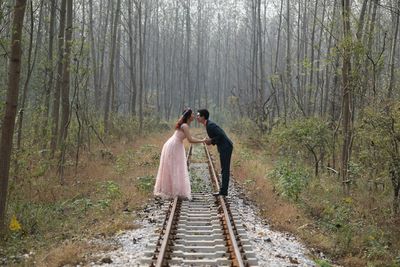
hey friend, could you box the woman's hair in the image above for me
[175,108,193,129]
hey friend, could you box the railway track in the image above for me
[141,144,259,267]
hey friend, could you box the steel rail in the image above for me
[153,145,192,267]
[154,197,178,267]
[204,144,246,267]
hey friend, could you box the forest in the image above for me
[0,0,400,266]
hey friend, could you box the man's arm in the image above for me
[208,123,224,145]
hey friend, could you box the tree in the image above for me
[387,0,400,98]
[50,0,67,156]
[42,0,57,140]
[340,0,353,194]
[88,0,100,109]
[16,0,44,152]
[0,0,27,235]
[127,0,137,115]
[58,0,73,184]
[104,0,121,133]
[185,0,192,107]
[138,0,144,134]
[284,0,292,122]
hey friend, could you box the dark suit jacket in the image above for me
[206,120,233,153]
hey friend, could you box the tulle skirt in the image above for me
[154,135,191,200]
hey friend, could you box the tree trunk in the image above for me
[185,0,192,107]
[284,0,292,123]
[73,0,86,176]
[296,0,304,113]
[15,0,43,175]
[138,1,144,134]
[142,2,149,108]
[361,0,379,101]
[58,0,73,185]
[341,0,353,195]
[97,0,112,109]
[307,0,318,116]
[257,0,265,106]
[88,0,100,109]
[296,0,300,105]
[112,25,122,113]
[59,0,73,146]
[0,0,27,235]
[300,1,309,112]
[387,0,400,98]
[128,0,137,116]
[50,0,67,156]
[104,0,121,133]
[196,0,201,109]
[314,0,326,116]
[390,156,400,214]
[251,1,257,106]
[155,0,161,113]
[16,1,35,152]
[42,0,56,140]
[323,0,338,116]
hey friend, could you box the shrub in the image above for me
[271,117,331,176]
[270,161,310,201]
[358,102,400,213]
[320,198,356,252]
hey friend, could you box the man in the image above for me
[197,109,233,196]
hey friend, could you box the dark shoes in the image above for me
[212,192,227,197]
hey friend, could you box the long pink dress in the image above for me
[154,129,191,200]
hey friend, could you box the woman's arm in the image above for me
[181,124,204,143]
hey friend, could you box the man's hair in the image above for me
[197,109,209,120]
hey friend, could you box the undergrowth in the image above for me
[1,117,170,266]
[230,117,400,267]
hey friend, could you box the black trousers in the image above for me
[219,146,233,195]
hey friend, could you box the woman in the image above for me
[154,108,204,200]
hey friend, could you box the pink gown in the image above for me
[154,129,191,200]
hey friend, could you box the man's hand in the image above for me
[204,138,212,145]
